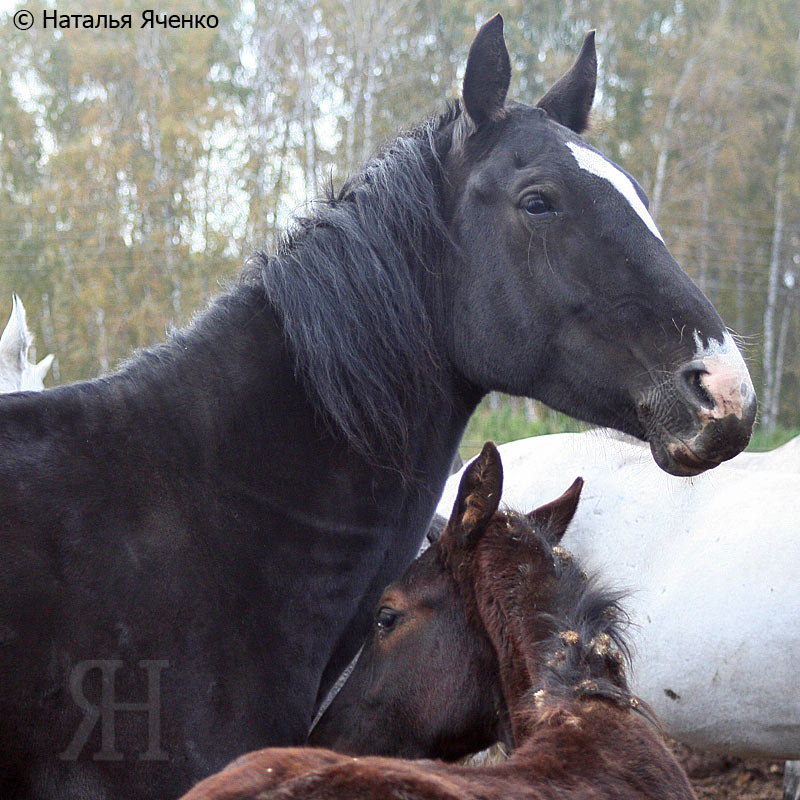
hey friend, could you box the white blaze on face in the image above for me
[565,141,664,244]
[692,330,755,421]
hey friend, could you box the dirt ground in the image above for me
[669,741,784,799]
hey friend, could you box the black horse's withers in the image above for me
[0,14,754,800]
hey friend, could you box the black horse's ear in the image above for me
[526,477,583,543]
[536,31,597,134]
[445,441,503,548]
[463,14,511,127]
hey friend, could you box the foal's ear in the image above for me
[536,31,597,134]
[463,14,511,127]
[526,477,583,543]
[445,441,503,548]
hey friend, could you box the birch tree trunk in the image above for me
[698,117,722,301]
[345,46,365,174]
[137,33,182,317]
[735,232,746,337]
[95,307,110,375]
[772,284,796,424]
[651,0,730,220]
[297,6,319,203]
[762,29,800,431]
[361,59,376,164]
[302,49,319,202]
[651,52,697,220]
[40,291,59,382]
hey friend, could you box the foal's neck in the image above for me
[498,629,629,745]
[491,625,545,744]
[479,542,630,746]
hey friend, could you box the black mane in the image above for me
[244,104,463,471]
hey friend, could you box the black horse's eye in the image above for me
[376,607,399,631]
[523,192,556,217]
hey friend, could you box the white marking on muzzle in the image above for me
[692,330,755,420]
[565,141,664,244]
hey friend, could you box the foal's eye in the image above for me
[376,607,399,631]
[522,192,556,217]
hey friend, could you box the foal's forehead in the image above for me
[391,545,448,595]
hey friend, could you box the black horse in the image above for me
[0,15,754,800]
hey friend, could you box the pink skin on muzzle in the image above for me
[664,331,756,471]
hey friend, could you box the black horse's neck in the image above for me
[174,114,480,704]
[243,105,467,476]
[106,279,472,478]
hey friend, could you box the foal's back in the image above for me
[180,707,694,800]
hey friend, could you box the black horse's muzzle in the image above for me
[637,338,757,476]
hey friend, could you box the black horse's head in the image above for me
[438,16,755,476]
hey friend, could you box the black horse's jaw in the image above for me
[649,415,756,477]
[646,432,721,477]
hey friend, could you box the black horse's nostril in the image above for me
[677,361,714,411]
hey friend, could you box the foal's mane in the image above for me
[244,104,464,472]
[476,512,656,726]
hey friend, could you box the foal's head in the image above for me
[309,499,507,759]
[311,441,611,757]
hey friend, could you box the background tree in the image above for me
[1,0,798,438]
